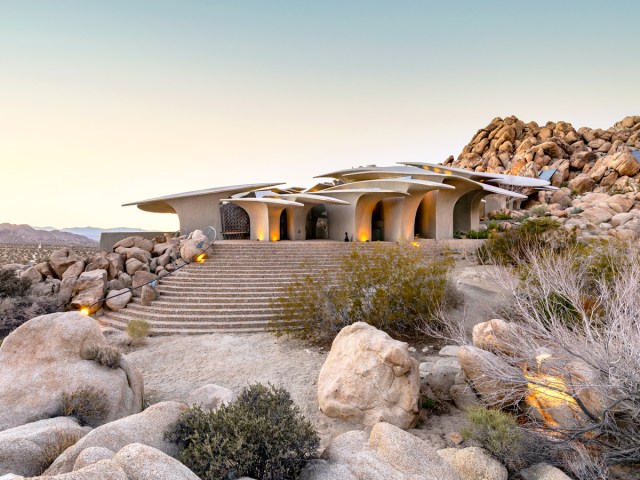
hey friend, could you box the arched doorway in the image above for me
[371,201,384,241]
[305,205,328,240]
[220,202,250,240]
[279,210,288,240]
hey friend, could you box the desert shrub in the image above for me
[60,386,110,427]
[81,343,122,369]
[528,204,548,217]
[126,319,150,344]
[0,294,61,338]
[465,229,490,239]
[0,269,31,298]
[38,429,82,474]
[166,383,319,480]
[453,241,640,472]
[489,211,513,220]
[463,407,524,468]
[272,243,459,343]
[477,217,576,265]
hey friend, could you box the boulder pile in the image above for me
[446,115,640,195]
[2,230,211,315]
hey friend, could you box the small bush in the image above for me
[38,429,82,474]
[477,217,576,265]
[463,407,524,469]
[167,383,319,480]
[465,229,490,239]
[81,343,122,369]
[60,386,110,427]
[0,294,61,338]
[126,319,150,344]
[528,205,548,217]
[0,269,32,298]
[272,244,460,343]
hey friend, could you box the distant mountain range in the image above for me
[0,224,151,246]
[35,226,150,242]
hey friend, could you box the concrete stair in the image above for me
[98,241,381,335]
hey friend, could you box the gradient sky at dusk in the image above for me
[1,1,638,230]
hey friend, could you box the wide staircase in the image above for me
[99,241,379,335]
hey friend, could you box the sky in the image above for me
[1,1,638,231]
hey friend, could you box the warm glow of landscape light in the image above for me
[271,233,279,241]
[80,307,89,316]
[195,253,207,263]
[410,241,420,247]
[359,233,368,242]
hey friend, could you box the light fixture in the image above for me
[194,253,207,263]
[80,307,90,316]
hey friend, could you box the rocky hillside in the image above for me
[0,223,97,246]
[444,115,640,197]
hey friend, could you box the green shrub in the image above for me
[463,407,523,468]
[465,229,490,239]
[0,294,61,338]
[488,212,513,220]
[166,383,319,480]
[0,269,32,298]
[477,217,576,265]
[81,343,122,368]
[272,243,460,343]
[528,205,548,217]
[60,386,110,427]
[126,319,150,344]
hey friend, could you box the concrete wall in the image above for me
[100,231,170,251]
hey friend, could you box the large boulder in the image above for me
[131,271,157,298]
[302,422,460,480]
[0,417,91,477]
[113,236,154,253]
[0,312,143,432]
[48,249,84,279]
[317,322,420,429]
[105,289,132,311]
[106,253,125,281]
[520,463,572,480]
[70,269,107,314]
[44,401,187,475]
[179,230,208,262]
[437,447,507,480]
[19,266,42,283]
[107,443,200,479]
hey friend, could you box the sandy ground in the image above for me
[120,262,508,449]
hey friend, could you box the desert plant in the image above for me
[272,243,459,343]
[465,229,490,239]
[463,407,525,468]
[38,428,82,474]
[476,217,576,265]
[81,343,122,369]
[166,383,319,480]
[449,241,640,473]
[60,386,110,427]
[528,204,548,217]
[0,269,31,298]
[0,294,61,338]
[126,319,150,344]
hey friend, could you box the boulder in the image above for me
[131,271,157,298]
[44,401,187,475]
[520,463,572,480]
[61,260,86,280]
[20,266,42,283]
[303,422,460,480]
[187,384,236,411]
[122,247,152,264]
[0,312,143,432]
[179,230,208,262]
[140,285,158,306]
[605,151,640,177]
[57,277,77,304]
[0,417,91,477]
[110,443,200,480]
[34,262,55,278]
[317,322,420,429]
[113,236,154,253]
[458,345,525,407]
[125,258,145,276]
[106,253,125,280]
[426,357,461,400]
[70,269,107,314]
[85,254,110,273]
[48,249,83,279]
[437,447,507,480]
[72,447,115,471]
[472,319,522,355]
[449,383,480,411]
[105,289,132,311]
[567,175,595,194]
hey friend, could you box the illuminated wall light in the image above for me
[271,233,279,242]
[359,233,369,242]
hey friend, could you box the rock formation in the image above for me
[317,322,420,429]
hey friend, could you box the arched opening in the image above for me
[371,200,384,241]
[220,202,250,240]
[279,210,288,240]
[305,205,328,240]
